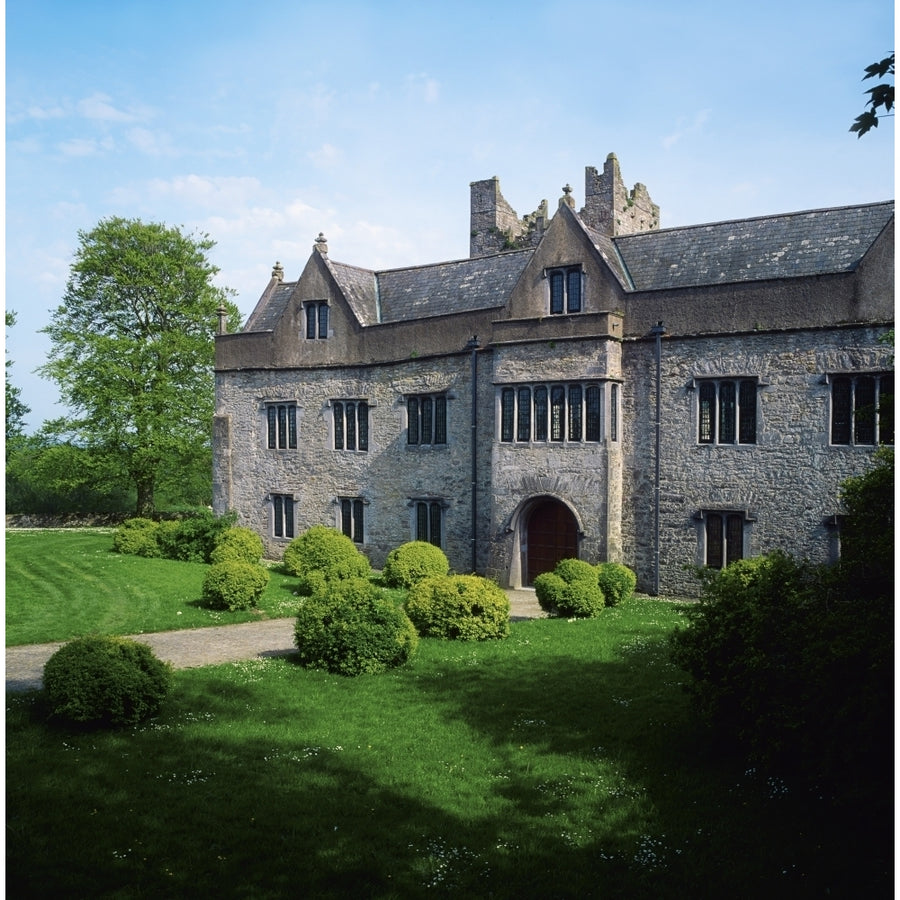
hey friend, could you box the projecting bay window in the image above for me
[338,497,366,544]
[697,378,757,445]
[304,301,329,340]
[500,382,608,444]
[829,373,893,446]
[266,403,297,450]
[333,400,369,452]
[407,393,448,446]
[548,266,583,314]
[271,493,295,539]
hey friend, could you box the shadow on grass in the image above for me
[7,619,892,899]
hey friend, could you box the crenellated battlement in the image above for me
[469,154,659,257]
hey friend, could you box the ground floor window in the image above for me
[339,497,365,543]
[272,493,295,539]
[411,498,445,547]
[703,511,745,568]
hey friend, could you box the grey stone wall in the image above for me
[215,351,493,572]
[622,325,893,596]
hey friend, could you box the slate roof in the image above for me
[375,250,531,323]
[613,201,894,291]
[242,281,296,333]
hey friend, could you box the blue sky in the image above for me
[6,0,895,431]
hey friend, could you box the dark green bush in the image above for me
[382,541,450,588]
[669,551,892,798]
[202,560,270,611]
[282,525,371,587]
[113,518,161,558]
[43,635,173,726]
[210,526,264,565]
[293,577,419,675]
[534,559,606,617]
[405,574,510,640]
[165,509,236,563]
[596,562,637,606]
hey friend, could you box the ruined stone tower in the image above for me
[469,153,659,257]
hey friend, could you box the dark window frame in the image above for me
[266,403,298,450]
[547,265,583,315]
[499,381,610,445]
[702,510,745,569]
[304,301,329,340]
[407,393,448,446]
[412,498,445,548]
[272,493,296,539]
[830,372,893,446]
[697,378,757,445]
[333,400,369,452]
[339,497,365,544]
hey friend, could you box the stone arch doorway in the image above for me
[521,497,579,586]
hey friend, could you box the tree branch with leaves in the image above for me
[850,53,894,137]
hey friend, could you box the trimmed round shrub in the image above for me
[596,562,637,606]
[382,541,450,589]
[155,519,182,558]
[406,574,510,640]
[202,560,270,611]
[210,526,264,565]
[533,558,606,617]
[282,525,371,586]
[43,635,173,726]
[113,518,161,558]
[293,577,418,676]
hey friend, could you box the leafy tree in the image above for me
[5,311,31,453]
[39,218,240,516]
[850,53,894,137]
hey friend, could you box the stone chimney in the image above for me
[581,153,660,236]
[469,177,548,257]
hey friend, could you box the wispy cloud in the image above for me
[77,92,145,123]
[406,73,440,104]
[58,136,114,157]
[307,143,342,168]
[662,109,712,149]
[127,127,178,156]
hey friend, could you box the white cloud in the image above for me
[58,137,114,157]
[127,127,178,157]
[145,174,264,208]
[662,109,712,149]
[26,103,66,120]
[406,73,440,103]
[307,143,342,168]
[77,92,142,122]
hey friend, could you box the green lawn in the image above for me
[6,529,303,645]
[6,530,891,897]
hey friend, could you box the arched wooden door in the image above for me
[525,498,578,585]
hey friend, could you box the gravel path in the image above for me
[5,589,545,692]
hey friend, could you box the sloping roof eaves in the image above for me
[326,260,379,326]
[242,282,296,333]
[613,201,894,291]
[376,250,532,323]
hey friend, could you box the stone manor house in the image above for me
[213,154,894,596]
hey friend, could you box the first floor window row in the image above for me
[267,404,297,450]
[333,400,369,451]
[830,372,893,445]
[501,382,605,443]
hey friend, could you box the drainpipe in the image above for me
[466,336,480,574]
[649,322,666,596]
